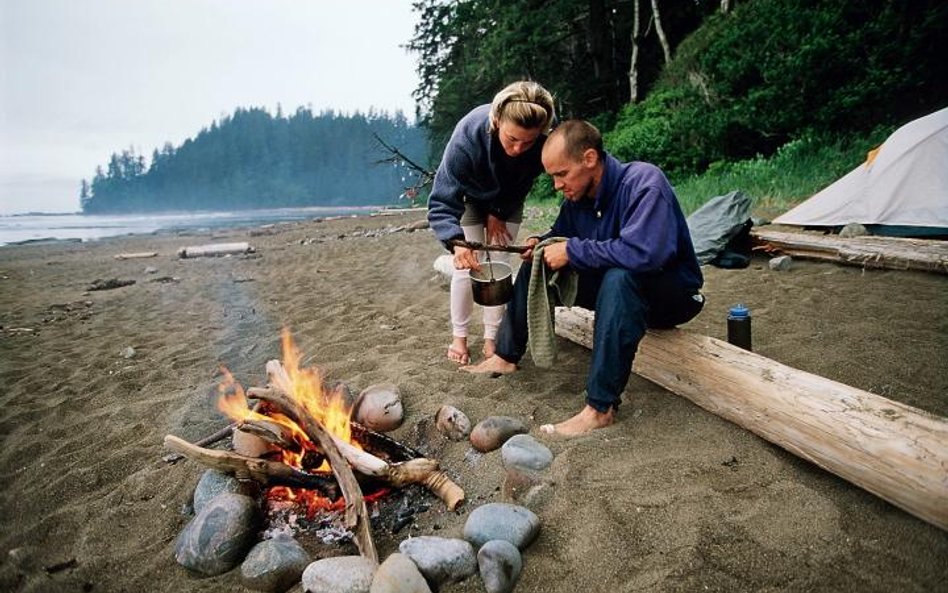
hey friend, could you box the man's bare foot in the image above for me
[461,354,517,375]
[539,405,615,437]
[447,337,469,365]
[482,338,496,359]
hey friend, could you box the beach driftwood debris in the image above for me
[177,242,255,259]
[555,306,948,532]
[113,251,158,260]
[751,229,948,274]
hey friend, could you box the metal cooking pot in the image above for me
[470,261,513,306]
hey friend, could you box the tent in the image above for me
[773,107,948,237]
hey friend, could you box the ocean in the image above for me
[0,206,386,247]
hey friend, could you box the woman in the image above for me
[427,81,556,364]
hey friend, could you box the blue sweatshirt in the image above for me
[547,154,703,291]
[427,104,545,245]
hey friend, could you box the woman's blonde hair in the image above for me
[488,81,555,134]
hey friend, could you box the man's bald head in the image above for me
[544,120,605,163]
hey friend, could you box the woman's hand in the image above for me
[485,213,512,246]
[452,245,481,271]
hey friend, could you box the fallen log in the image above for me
[555,306,948,531]
[163,435,339,498]
[751,228,948,274]
[177,242,255,259]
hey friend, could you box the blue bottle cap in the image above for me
[729,304,750,318]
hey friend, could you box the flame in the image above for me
[215,329,360,518]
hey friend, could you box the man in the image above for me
[462,120,705,436]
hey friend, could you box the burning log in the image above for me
[247,382,465,511]
[164,435,338,498]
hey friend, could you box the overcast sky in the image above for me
[0,0,420,214]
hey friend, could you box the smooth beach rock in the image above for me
[435,405,472,441]
[370,553,432,593]
[501,434,553,472]
[352,383,404,432]
[233,428,277,458]
[174,492,260,576]
[470,416,529,452]
[839,222,869,238]
[477,539,523,593]
[240,534,310,593]
[463,503,540,550]
[192,469,252,514]
[398,536,476,588]
[302,555,376,593]
[768,255,793,271]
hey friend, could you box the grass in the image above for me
[525,126,894,227]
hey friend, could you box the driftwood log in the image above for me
[114,251,158,260]
[164,435,339,498]
[555,306,948,531]
[751,228,948,274]
[177,242,255,259]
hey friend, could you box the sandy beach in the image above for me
[1,209,945,593]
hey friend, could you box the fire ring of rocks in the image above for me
[164,332,554,593]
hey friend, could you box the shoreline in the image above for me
[1,211,945,592]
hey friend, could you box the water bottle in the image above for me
[727,304,752,351]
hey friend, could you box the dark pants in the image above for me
[495,262,704,412]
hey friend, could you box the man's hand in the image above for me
[542,241,569,270]
[520,237,540,261]
[485,213,512,246]
[453,245,481,271]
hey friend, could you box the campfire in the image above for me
[164,329,464,563]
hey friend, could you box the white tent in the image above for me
[774,107,948,236]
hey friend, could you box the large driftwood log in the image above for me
[163,435,338,498]
[555,307,948,531]
[247,384,465,511]
[751,229,948,274]
[177,242,255,259]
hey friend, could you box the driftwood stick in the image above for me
[163,435,338,498]
[236,418,299,452]
[162,422,235,464]
[248,384,466,511]
[448,239,530,254]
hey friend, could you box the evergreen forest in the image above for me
[81,0,947,214]
[80,108,427,213]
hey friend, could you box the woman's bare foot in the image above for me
[482,338,496,359]
[447,337,469,365]
[461,354,517,375]
[539,405,615,437]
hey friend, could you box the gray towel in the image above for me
[528,238,578,368]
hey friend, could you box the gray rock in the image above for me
[768,255,793,271]
[839,222,869,238]
[370,553,431,593]
[193,469,252,514]
[302,555,376,593]
[501,434,553,472]
[240,534,310,592]
[120,346,136,359]
[435,405,472,441]
[477,540,522,593]
[463,503,540,550]
[398,536,476,588]
[144,265,159,274]
[470,417,529,452]
[174,493,260,576]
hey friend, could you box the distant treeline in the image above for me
[80,107,429,214]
